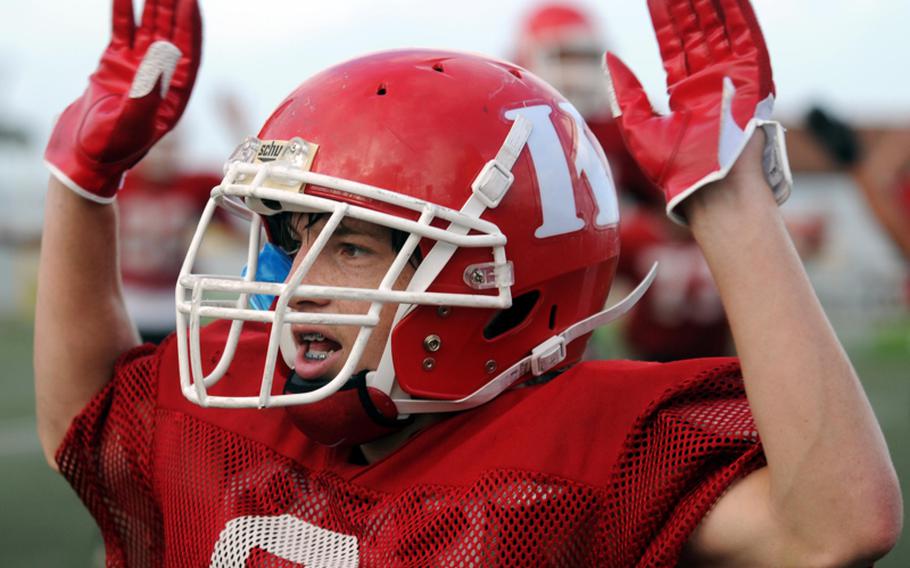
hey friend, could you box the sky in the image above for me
[1,0,908,168]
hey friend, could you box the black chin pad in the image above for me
[282,370,411,430]
[283,370,366,394]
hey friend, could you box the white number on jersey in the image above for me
[210,514,359,567]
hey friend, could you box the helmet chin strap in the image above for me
[367,116,534,410]
[388,262,657,416]
[365,116,656,418]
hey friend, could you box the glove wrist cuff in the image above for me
[665,119,792,225]
[44,158,121,205]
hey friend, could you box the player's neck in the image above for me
[358,414,444,464]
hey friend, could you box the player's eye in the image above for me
[339,242,370,258]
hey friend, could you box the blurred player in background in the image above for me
[805,106,910,273]
[118,93,249,343]
[34,0,901,565]
[513,2,729,360]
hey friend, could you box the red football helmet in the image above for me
[513,3,610,118]
[176,50,648,441]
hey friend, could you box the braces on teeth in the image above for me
[300,331,334,361]
[304,351,331,361]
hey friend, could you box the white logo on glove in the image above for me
[129,40,182,99]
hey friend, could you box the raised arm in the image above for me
[682,133,901,566]
[35,0,201,467]
[604,0,901,564]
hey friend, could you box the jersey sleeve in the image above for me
[598,359,766,565]
[54,341,166,566]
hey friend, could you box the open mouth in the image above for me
[298,331,342,361]
[293,329,344,379]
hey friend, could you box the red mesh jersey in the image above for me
[57,321,763,567]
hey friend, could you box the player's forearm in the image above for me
[34,178,140,466]
[684,163,902,556]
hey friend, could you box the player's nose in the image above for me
[286,252,336,311]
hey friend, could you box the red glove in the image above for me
[604,0,791,224]
[44,0,202,203]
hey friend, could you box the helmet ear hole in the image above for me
[483,290,540,340]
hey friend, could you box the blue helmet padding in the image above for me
[240,242,293,310]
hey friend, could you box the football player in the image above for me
[513,2,731,361]
[36,0,900,566]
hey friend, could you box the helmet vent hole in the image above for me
[261,198,283,211]
[432,62,445,72]
[548,305,558,330]
[376,83,388,96]
[509,68,522,79]
[483,290,540,340]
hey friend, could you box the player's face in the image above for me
[285,214,416,381]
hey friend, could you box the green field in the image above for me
[1,316,908,566]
